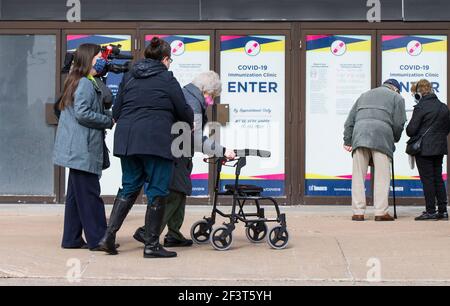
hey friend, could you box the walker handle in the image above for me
[234,149,271,158]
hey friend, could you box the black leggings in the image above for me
[415,155,448,214]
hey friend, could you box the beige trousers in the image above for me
[352,148,391,216]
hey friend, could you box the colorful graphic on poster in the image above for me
[382,35,448,196]
[66,34,132,196]
[67,34,132,97]
[220,35,286,197]
[146,35,211,196]
[305,35,372,196]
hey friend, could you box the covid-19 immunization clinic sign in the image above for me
[220,35,286,197]
[145,35,212,197]
[305,34,447,198]
[382,35,447,197]
[306,35,372,197]
[66,34,133,196]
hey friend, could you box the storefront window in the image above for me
[65,34,132,196]
[381,34,448,197]
[220,35,286,197]
[305,35,372,197]
[0,35,56,195]
[145,34,211,197]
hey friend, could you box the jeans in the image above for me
[118,155,173,205]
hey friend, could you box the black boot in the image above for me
[143,197,177,258]
[133,226,145,244]
[97,190,139,255]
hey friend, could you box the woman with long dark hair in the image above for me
[54,43,114,250]
[98,37,194,258]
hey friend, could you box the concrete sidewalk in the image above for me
[0,204,450,286]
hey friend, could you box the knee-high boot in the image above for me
[143,197,177,258]
[97,190,140,255]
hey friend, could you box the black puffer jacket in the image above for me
[406,94,450,156]
[112,59,194,160]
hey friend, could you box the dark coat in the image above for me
[168,83,226,195]
[406,94,450,157]
[112,59,194,160]
[169,157,194,195]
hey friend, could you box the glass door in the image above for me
[62,30,138,201]
[141,30,214,199]
[0,30,60,203]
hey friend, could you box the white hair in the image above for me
[192,71,222,97]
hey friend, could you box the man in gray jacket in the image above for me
[343,79,407,221]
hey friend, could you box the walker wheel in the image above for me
[245,222,268,243]
[190,220,212,245]
[210,226,233,251]
[267,226,289,250]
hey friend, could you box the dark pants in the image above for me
[416,155,448,214]
[119,155,173,205]
[136,190,187,241]
[62,169,107,249]
[161,190,187,240]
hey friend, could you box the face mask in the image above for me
[205,95,214,107]
[93,58,107,74]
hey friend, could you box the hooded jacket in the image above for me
[112,59,194,160]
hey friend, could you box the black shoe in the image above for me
[62,242,88,249]
[90,244,120,252]
[415,212,439,221]
[97,190,139,255]
[164,236,193,248]
[437,212,449,221]
[144,244,178,258]
[143,197,177,259]
[133,226,145,244]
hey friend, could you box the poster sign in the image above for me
[66,34,132,196]
[305,35,372,196]
[382,35,448,197]
[67,34,132,97]
[220,35,286,197]
[145,35,211,196]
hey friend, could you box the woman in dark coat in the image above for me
[406,79,450,221]
[54,43,114,250]
[133,71,236,247]
[98,37,194,258]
